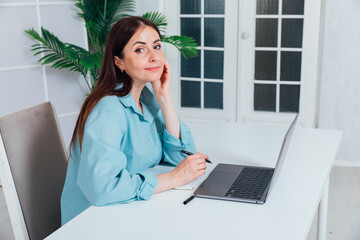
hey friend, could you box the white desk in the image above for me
[46,122,342,240]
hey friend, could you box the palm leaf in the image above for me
[26,1,199,93]
[161,35,198,59]
[76,0,135,49]
[109,0,136,26]
[76,0,103,51]
[76,0,104,51]
[142,12,167,34]
[64,44,102,85]
[76,0,100,21]
[25,27,99,90]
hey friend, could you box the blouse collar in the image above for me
[118,86,160,123]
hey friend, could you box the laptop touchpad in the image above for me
[195,169,239,196]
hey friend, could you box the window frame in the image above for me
[165,0,238,122]
[237,0,322,127]
[164,0,323,127]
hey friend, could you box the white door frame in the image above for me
[237,0,323,127]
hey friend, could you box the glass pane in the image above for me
[204,50,224,79]
[255,51,277,80]
[181,81,201,108]
[280,85,300,112]
[204,18,224,47]
[204,82,223,109]
[254,84,276,111]
[181,50,201,78]
[181,0,201,14]
[282,0,304,15]
[280,51,302,81]
[256,19,278,47]
[181,18,201,45]
[256,0,278,15]
[204,0,225,14]
[281,19,303,48]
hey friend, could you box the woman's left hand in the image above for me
[151,60,172,101]
[152,60,179,139]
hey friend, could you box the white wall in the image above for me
[0,1,88,152]
[135,0,161,15]
[139,0,360,163]
[0,0,359,172]
[0,0,161,151]
[0,0,162,186]
[318,0,360,162]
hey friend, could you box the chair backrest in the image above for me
[0,102,68,240]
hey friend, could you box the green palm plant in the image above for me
[25,0,198,92]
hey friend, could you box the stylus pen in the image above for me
[181,150,213,164]
[183,195,195,205]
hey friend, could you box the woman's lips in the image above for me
[145,67,160,72]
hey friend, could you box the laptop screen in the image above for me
[268,114,299,192]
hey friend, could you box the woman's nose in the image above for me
[149,49,159,62]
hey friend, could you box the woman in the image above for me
[60,16,208,225]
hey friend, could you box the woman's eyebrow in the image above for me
[133,39,161,46]
[133,41,146,46]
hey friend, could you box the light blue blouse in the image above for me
[60,86,196,225]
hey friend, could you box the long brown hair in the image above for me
[70,16,161,153]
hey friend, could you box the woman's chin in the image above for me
[147,75,162,82]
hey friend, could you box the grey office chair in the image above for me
[0,102,68,240]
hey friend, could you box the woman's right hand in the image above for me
[171,152,209,188]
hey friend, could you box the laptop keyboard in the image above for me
[225,167,274,200]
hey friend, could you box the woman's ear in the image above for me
[114,56,124,72]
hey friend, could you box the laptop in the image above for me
[194,114,298,204]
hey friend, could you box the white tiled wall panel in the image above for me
[58,113,78,150]
[318,0,360,161]
[40,4,87,49]
[135,0,160,15]
[0,0,35,3]
[0,67,45,117]
[0,6,39,68]
[46,67,87,115]
[0,1,87,163]
[39,0,73,2]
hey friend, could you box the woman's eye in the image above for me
[135,48,144,53]
[154,45,161,50]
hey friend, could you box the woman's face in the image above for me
[115,26,165,85]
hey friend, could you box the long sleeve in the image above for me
[61,92,194,225]
[161,119,196,166]
[77,109,158,206]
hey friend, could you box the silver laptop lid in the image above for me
[268,114,298,192]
